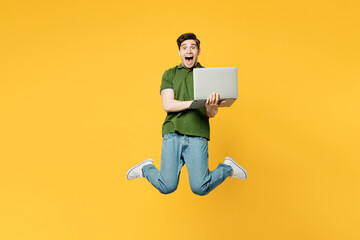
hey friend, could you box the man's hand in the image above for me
[205,92,226,118]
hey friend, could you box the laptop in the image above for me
[189,67,238,109]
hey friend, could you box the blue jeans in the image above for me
[142,132,233,196]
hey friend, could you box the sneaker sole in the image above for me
[225,157,247,180]
[126,159,153,180]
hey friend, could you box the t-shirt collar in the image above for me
[177,62,203,70]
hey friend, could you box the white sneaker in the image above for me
[126,159,153,180]
[224,157,247,180]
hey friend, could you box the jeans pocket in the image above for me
[163,132,176,140]
[193,136,208,142]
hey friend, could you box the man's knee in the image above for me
[190,184,209,196]
[159,183,178,195]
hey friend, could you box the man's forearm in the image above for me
[163,99,193,113]
[206,108,218,118]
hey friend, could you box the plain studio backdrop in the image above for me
[0,0,359,239]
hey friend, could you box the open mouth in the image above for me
[185,56,194,65]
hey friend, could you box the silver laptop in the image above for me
[189,67,238,109]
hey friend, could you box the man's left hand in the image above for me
[205,92,226,118]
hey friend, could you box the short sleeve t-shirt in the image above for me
[160,63,210,140]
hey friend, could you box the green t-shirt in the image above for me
[160,63,210,140]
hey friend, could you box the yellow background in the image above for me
[1,0,359,239]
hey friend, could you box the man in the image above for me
[126,33,247,196]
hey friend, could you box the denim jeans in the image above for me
[142,132,233,195]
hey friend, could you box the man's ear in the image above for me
[178,51,180,56]
[198,49,201,55]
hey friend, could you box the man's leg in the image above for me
[142,133,184,194]
[184,136,233,196]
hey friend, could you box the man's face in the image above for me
[179,39,201,70]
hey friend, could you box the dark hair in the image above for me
[177,33,200,50]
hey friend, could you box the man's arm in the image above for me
[205,92,226,118]
[161,89,193,113]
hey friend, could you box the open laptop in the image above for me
[189,67,238,109]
